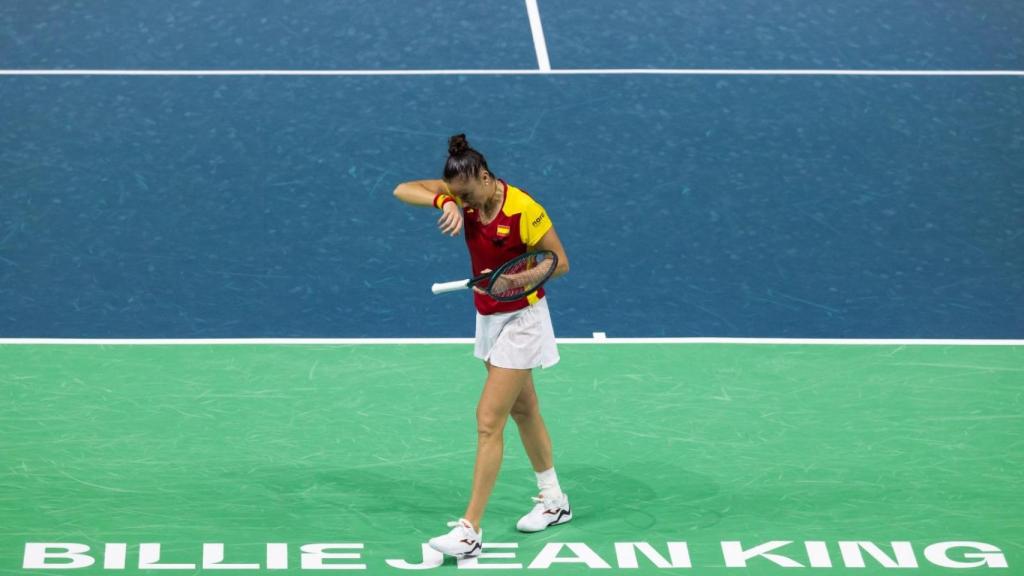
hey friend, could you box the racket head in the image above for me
[483,250,558,302]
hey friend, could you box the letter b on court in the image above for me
[24,543,95,569]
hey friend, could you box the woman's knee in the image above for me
[477,365,532,437]
[476,409,507,440]
[509,393,539,425]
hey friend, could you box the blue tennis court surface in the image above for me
[1,1,1021,339]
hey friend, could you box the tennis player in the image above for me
[393,134,572,558]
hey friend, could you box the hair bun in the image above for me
[448,133,470,156]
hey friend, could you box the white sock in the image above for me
[535,467,563,499]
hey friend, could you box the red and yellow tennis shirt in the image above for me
[456,180,553,315]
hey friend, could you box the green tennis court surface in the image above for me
[2,343,1021,574]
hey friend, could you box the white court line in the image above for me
[525,0,551,72]
[0,338,1021,346]
[0,69,1022,77]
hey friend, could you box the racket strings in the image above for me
[491,254,555,298]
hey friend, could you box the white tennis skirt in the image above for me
[474,297,560,370]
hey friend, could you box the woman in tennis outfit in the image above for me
[393,134,572,558]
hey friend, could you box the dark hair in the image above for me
[444,133,491,181]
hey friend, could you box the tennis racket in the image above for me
[432,250,558,302]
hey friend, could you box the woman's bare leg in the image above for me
[509,372,554,474]
[462,362,531,530]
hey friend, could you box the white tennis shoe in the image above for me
[516,493,572,532]
[427,518,483,559]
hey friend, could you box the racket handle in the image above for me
[432,279,471,295]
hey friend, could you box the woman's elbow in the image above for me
[393,183,415,203]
